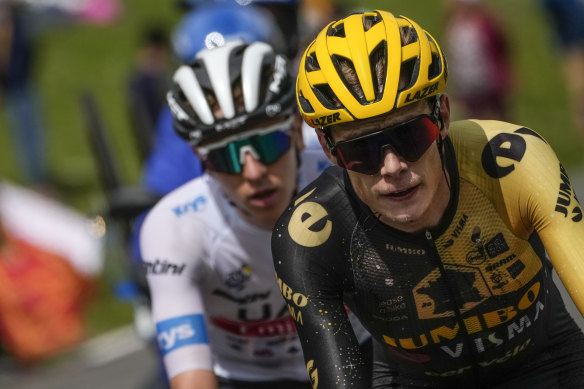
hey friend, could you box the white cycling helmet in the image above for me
[167,40,295,147]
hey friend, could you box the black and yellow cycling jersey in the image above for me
[272,120,584,388]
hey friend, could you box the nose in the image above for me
[379,146,406,176]
[241,151,268,180]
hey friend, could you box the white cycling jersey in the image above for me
[140,148,368,382]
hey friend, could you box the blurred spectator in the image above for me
[14,0,122,25]
[0,181,103,364]
[126,24,172,162]
[0,0,122,189]
[443,0,514,120]
[0,1,50,186]
[297,0,343,60]
[254,0,301,60]
[539,0,584,141]
[75,0,122,25]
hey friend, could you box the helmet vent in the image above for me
[232,76,245,115]
[192,60,213,90]
[398,58,417,92]
[362,14,382,31]
[428,53,441,81]
[426,34,442,80]
[331,55,366,104]
[257,63,272,104]
[399,26,418,46]
[327,23,345,38]
[298,92,315,113]
[313,83,342,110]
[177,89,195,115]
[203,89,220,117]
[306,52,320,72]
[369,42,387,101]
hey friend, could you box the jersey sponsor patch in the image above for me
[172,195,207,217]
[143,258,186,275]
[156,314,208,355]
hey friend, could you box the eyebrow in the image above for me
[331,101,432,141]
[332,115,408,141]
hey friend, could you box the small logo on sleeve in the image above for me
[156,314,208,355]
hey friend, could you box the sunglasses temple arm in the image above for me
[318,128,335,151]
[435,130,452,192]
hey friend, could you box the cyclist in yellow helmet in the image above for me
[273,9,584,388]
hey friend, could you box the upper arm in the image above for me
[493,128,584,316]
[525,160,584,315]
[140,203,214,379]
[272,189,370,388]
[273,244,367,388]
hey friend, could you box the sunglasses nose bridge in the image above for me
[240,148,269,178]
[378,142,408,173]
[238,144,261,164]
[380,142,402,161]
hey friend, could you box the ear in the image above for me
[439,94,451,139]
[191,147,211,175]
[316,128,338,165]
[191,146,204,161]
[293,113,305,151]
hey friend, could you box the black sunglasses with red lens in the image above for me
[330,114,441,175]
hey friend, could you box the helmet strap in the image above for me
[322,128,335,151]
[433,95,451,193]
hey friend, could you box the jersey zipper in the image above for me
[425,230,484,388]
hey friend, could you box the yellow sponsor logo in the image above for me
[276,274,308,325]
[306,360,319,388]
[383,281,541,350]
[288,189,332,247]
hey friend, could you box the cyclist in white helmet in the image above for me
[140,40,369,389]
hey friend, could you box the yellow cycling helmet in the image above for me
[297,10,448,128]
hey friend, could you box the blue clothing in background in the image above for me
[130,106,203,264]
[142,106,203,196]
[541,0,584,50]
[1,5,49,184]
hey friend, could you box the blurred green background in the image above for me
[1,0,582,337]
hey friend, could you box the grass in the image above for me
[1,0,582,339]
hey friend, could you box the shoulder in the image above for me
[273,166,350,253]
[140,176,229,272]
[450,119,557,180]
[449,120,567,233]
[288,165,348,220]
[141,175,220,237]
[449,119,543,145]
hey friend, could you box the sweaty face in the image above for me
[329,99,451,233]
[208,127,303,231]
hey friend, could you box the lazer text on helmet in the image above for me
[404,82,440,104]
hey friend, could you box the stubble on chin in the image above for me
[379,213,411,225]
[373,204,422,232]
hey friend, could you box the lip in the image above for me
[382,184,420,202]
[248,188,279,208]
